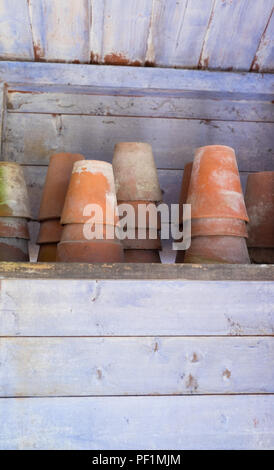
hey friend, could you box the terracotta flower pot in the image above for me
[248,248,274,264]
[0,237,29,261]
[61,160,119,225]
[38,153,84,221]
[113,142,162,201]
[124,250,161,263]
[37,219,63,244]
[61,223,120,242]
[191,217,248,238]
[178,162,193,223]
[184,235,250,264]
[0,217,29,239]
[122,228,161,250]
[187,146,248,221]
[37,243,58,262]
[57,240,124,263]
[245,172,274,248]
[0,162,31,218]
[118,200,161,229]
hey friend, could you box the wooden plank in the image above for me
[1,395,273,449]
[0,263,273,281]
[0,0,34,61]
[149,0,214,68]
[7,89,274,122]
[3,112,273,170]
[0,83,4,158]
[0,61,273,95]
[102,0,152,65]
[252,9,274,72]
[0,279,273,336]
[0,337,273,397]
[89,0,105,63]
[200,0,274,70]
[28,0,90,62]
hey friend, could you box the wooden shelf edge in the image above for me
[0,262,273,281]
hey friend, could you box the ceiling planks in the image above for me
[251,8,274,72]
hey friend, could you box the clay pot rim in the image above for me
[195,145,235,153]
[72,159,113,169]
[114,142,152,150]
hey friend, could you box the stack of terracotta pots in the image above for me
[57,160,124,262]
[113,142,162,263]
[0,162,31,261]
[178,145,250,264]
[37,153,84,261]
[245,171,274,264]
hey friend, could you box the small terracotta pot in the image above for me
[0,217,30,239]
[245,172,274,248]
[0,237,29,261]
[38,153,84,221]
[61,223,120,242]
[248,248,274,264]
[0,162,31,218]
[187,146,248,221]
[113,142,162,201]
[191,217,248,238]
[118,200,161,229]
[37,243,58,262]
[178,162,193,223]
[124,250,161,263]
[37,219,63,244]
[122,228,161,250]
[184,235,250,264]
[57,240,124,263]
[61,160,119,225]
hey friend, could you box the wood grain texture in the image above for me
[28,0,90,63]
[1,395,274,449]
[252,9,274,72]
[3,112,273,170]
[0,62,273,95]
[89,0,105,63]
[0,337,273,397]
[0,0,34,60]
[1,279,273,336]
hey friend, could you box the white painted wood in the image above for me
[0,280,273,336]
[28,0,90,62]
[200,0,274,70]
[89,0,105,63]
[0,395,273,449]
[150,0,214,67]
[102,0,152,65]
[4,112,273,170]
[0,62,272,95]
[7,89,274,122]
[252,9,274,72]
[0,0,34,60]
[0,337,273,397]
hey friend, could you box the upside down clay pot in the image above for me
[113,143,162,202]
[37,219,63,244]
[37,243,58,262]
[191,217,248,238]
[245,172,274,248]
[178,162,193,223]
[248,248,274,264]
[0,217,30,239]
[122,228,161,250]
[0,162,31,218]
[61,223,120,242]
[0,237,29,261]
[124,250,161,263]
[57,240,124,263]
[38,153,84,221]
[118,200,161,229]
[187,146,248,221]
[184,235,250,264]
[61,160,119,225]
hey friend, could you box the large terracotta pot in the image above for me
[57,239,124,263]
[191,217,248,238]
[0,237,29,261]
[37,219,63,244]
[248,248,274,264]
[245,172,274,248]
[61,160,119,225]
[113,142,162,201]
[38,153,84,221]
[0,217,29,239]
[184,235,250,264]
[37,243,58,262]
[0,162,31,218]
[187,146,248,221]
[61,223,120,242]
[124,250,161,263]
[118,200,161,229]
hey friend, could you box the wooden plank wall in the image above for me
[0,0,273,72]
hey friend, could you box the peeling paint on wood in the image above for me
[251,9,274,72]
